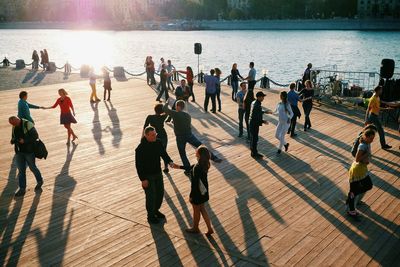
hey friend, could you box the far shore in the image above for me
[1,18,400,31]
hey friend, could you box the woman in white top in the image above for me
[89,68,100,102]
[275,91,293,153]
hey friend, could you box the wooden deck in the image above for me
[0,77,399,266]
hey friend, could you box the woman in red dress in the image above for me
[44,88,78,144]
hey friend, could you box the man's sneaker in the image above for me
[14,188,26,197]
[156,211,166,219]
[163,168,169,173]
[382,144,392,150]
[148,216,160,224]
[35,181,43,191]
[284,143,290,152]
[277,149,282,154]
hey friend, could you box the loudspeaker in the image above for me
[16,59,25,69]
[194,43,202,55]
[380,58,395,79]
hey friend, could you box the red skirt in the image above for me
[60,112,77,125]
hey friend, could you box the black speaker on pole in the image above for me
[380,58,395,79]
[194,43,202,55]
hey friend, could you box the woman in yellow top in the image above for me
[346,129,375,219]
[365,85,391,149]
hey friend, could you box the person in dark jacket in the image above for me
[135,126,177,224]
[298,80,314,131]
[143,104,168,172]
[249,91,272,158]
[163,99,222,174]
[9,116,44,197]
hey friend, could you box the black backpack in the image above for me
[24,121,48,159]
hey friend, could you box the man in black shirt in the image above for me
[9,116,44,197]
[135,126,177,224]
[249,91,271,158]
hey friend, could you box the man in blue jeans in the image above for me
[9,116,44,197]
[163,99,222,174]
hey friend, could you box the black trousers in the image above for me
[204,93,216,112]
[302,101,313,129]
[250,122,260,154]
[189,82,195,101]
[248,80,256,91]
[144,173,164,218]
[156,85,169,101]
[245,109,251,139]
[216,89,221,111]
[288,105,300,135]
[347,175,373,211]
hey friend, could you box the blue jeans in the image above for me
[16,152,43,189]
[176,134,217,169]
[231,80,238,100]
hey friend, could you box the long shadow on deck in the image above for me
[104,100,122,148]
[91,102,105,155]
[255,154,399,265]
[33,144,77,266]
[189,110,285,266]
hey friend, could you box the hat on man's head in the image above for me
[256,91,266,97]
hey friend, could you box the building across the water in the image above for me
[358,0,400,18]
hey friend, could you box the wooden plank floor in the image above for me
[0,77,399,266]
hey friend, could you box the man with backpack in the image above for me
[9,116,44,197]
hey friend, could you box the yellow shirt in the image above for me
[368,94,380,115]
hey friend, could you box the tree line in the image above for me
[1,0,396,22]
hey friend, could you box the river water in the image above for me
[0,29,399,84]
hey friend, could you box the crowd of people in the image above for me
[31,49,49,71]
[7,59,397,235]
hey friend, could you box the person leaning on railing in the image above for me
[365,85,392,150]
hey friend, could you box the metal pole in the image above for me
[197,54,199,77]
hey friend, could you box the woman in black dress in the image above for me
[299,80,314,131]
[143,103,169,172]
[173,145,214,236]
[231,63,243,101]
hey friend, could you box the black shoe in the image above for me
[238,134,243,137]
[184,170,191,176]
[14,188,26,197]
[35,181,43,191]
[156,211,166,219]
[382,144,392,150]
[277,149,282,154]
[284,143,289,152]
[148,216,160,224]
[347,211,361,222]
[163,168,169,173]
[251,153,263,158]
[290,133,297,138]
[304,128,307,132]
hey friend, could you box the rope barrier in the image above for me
[56,64,66,70]
[3,58,293,87]
[267,77,290,87]
[220,75,230,83]
[124,70,146,77]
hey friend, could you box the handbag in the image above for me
[34,139,48,159]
